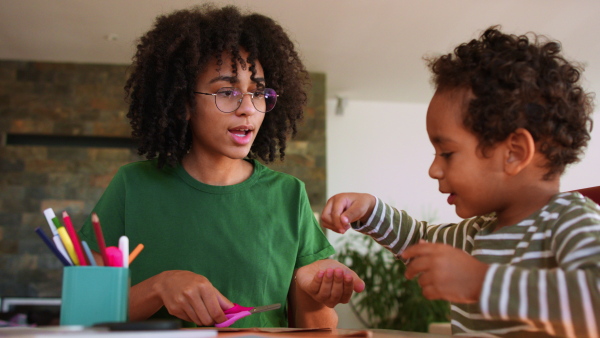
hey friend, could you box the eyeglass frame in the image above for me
[194,87,279,113]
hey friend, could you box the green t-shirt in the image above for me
[78,159,334,328]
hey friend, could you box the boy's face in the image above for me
[426,89,507,219]
[190,49,266,161]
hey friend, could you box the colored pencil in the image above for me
[63,211,87,266]
[92,213,109,266]
[34,227,71,266]
[53,217,79,265]
[81,240,97,266]
[128,243,144,265]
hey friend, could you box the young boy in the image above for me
[322,27,599,337]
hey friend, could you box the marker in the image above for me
[92,213,109,266]
[53,217,79,265]
[119,236,129,268]
[42,208,72,265]
[34,227,71,266]
[128,243,144,265]
[81,241,97,266]
[63,211,87,266]
[105,246,123,267]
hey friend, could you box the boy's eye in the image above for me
[440,152,453,159]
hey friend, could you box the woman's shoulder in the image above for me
[252,160,306,187]
[116,159,175,180]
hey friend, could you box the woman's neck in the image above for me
[181,151,253,186]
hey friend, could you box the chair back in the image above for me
[573,186,600,205]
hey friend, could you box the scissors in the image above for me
[215,303,281,328]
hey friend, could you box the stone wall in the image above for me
[0,60,326,298]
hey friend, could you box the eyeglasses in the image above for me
[194,87,278,113]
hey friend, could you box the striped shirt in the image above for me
[352,192,600,337]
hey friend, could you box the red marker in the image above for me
[92,213,109,266]
[63,211,87,266]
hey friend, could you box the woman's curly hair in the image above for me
[125,4,310,168]
[427,26,594,179]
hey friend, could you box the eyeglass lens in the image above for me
[215,87,277,113]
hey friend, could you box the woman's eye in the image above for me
[217,88,238,98]
[253,91,265,98]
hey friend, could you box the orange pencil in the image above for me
[128,243,144,264]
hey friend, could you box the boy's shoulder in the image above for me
[546,191,600,212]
[534,191,600,227]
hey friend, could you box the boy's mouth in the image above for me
[447,193,457,205]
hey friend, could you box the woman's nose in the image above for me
[235,93,256,116]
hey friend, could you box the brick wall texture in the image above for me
[0,60,326,298]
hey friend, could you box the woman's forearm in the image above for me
[288,273,338,328]
[127,272,167,321]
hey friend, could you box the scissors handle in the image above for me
[224,303,253,314]
[215,303,253,328]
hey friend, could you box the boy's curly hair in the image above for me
[427,26,594,179]
[125,4,310,168]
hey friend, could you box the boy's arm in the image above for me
[322,193,478,257]
[322,194,430,257]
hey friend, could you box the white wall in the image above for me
[325,98,600,329]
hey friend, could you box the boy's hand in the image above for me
[295,259,365,308]
[321,193,376,234]
[402,241,489,304]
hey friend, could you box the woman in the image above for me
[78,4,364,328]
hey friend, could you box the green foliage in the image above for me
[336,235,450,332]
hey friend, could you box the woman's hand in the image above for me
[151,270,234,326]
[295,259,365,308]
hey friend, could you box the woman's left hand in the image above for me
[295,259,365,308]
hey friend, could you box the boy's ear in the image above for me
[504,128,535,176]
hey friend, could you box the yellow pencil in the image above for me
[128,243,144,264]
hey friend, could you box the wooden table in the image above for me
[213,328,449,337]
[0,327,450,337]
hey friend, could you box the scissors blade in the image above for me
[249,303,281,314]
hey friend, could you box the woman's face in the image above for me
[189,50,266,162]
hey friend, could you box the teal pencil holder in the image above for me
[60,266,129,326]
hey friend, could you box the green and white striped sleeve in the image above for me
[350,197,487,259]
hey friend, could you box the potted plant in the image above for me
[335,232,450,332]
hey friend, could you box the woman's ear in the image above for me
[504,128,535,176]
[185,105,191,121]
